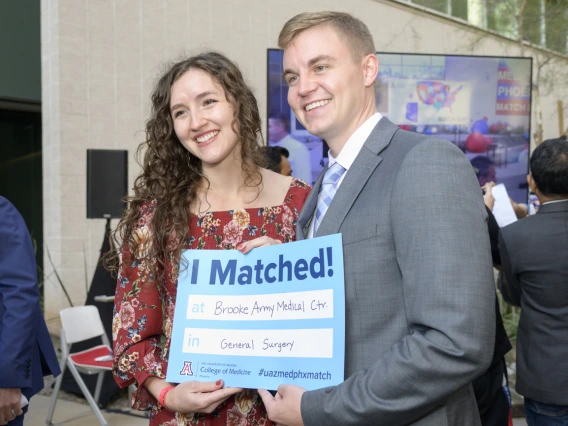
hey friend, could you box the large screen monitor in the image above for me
[267,50,532,203]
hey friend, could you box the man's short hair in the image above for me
[530,137,568,196]
[470,156,494,178]
[278,11,375,61]
[264,146,290,173]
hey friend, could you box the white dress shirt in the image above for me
[272,134,312,184]
[307,112,383,238]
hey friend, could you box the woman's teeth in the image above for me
[196,131,219,143]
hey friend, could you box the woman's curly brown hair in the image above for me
[108,51,266,277]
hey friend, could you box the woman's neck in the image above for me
[201,159,247,196]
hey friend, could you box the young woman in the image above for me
[111,52,310,426]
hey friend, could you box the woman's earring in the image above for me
[187,152,191,168]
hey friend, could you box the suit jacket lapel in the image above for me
[315,117,399,237]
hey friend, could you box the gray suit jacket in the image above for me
[498,200,568,405]
[297,118,495,426]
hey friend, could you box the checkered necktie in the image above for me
[313,162,346,235]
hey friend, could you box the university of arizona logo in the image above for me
[180,361,194,376]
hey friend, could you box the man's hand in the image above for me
[258,385,305,426]
[481,181,496,211]
[0,388,22,425]
[510,199,528,219]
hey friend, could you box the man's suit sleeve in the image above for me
[301,139,495,425]
[498,229,522,307]
[0,198,40,389]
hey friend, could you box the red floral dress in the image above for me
[112,178,311,426]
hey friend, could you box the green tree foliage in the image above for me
[408,0,568,55]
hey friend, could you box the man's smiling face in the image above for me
[283,25,369,147]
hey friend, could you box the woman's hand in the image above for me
[237,237,282,254]
[165,380,242,414]
[145,377,242,414]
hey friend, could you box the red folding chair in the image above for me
[46,305,112,426]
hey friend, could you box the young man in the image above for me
[0,196,61,426]
[259,12,495,426]
[499,138,568,425]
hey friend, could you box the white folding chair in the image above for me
[46,305,112,426]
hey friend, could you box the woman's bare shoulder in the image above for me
[261,168,294,187]
[258,168,294,204]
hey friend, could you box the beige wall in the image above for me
[41,0,568,326]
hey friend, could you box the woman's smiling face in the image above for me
[170,68,240,168]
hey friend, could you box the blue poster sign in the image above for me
[166,234,345,391]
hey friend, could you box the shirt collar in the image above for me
[328,113,383,170]
[542,199,568,206]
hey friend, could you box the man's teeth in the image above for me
[305,99,331,111]
[196,131,219,143]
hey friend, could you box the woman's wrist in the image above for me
[159,385,176,411]
[144,377,177,410]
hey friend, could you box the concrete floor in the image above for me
[23,384,531,426]
[27,394,148,426]
[26,393,529,426]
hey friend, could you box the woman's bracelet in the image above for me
[158,385,176,411]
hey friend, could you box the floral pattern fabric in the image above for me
[113,178,310,426]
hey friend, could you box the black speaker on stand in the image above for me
[60,149,128,406]
[87,149,128,220]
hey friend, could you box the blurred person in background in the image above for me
[268,113,312,183]
[473,176,513,426]
[264,146,292,176]
[499,137,568,426]
[472,156,528,219]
